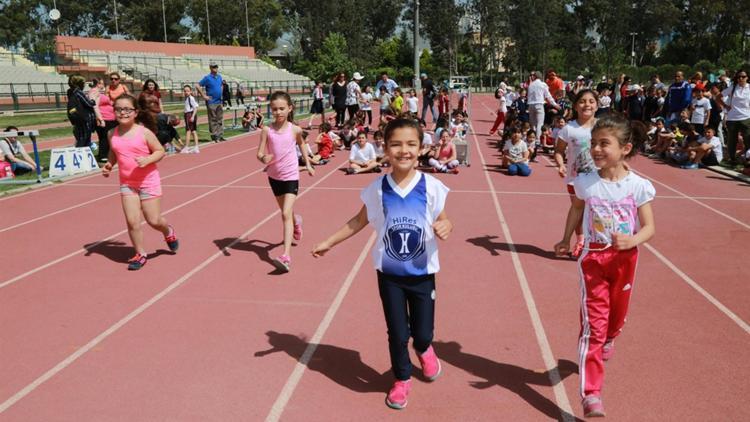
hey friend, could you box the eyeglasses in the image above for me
[114,107,136,114]
[111,78,120,81]
[739,75,748,79]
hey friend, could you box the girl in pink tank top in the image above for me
[102,94,179,271]
[257,91,315,272]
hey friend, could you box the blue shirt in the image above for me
[199,73,223,105]
[666,80,692,113]
[376,78,399,95]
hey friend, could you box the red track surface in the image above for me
[1,96,748,421]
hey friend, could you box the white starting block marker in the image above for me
[49,147,99,178]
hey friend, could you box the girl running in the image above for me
[312,117,453,410]
[554,114,655,418]
[101,94,179,271]
[554,89,599,258]
[257,91,315,272]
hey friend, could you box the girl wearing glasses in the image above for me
[101,94,179,271]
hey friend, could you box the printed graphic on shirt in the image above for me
[572,136,596,178]
[381,174,428,276]
[586,194,637,244]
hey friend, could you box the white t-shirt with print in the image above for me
[360,93,373,111]
[503,140,529,164]
[722,84,750,121]
[360,172,449,276]
[698,135,723,162]
[557,120,597,184]
[407,97,419,113]
[690,97,711,124]
[574,171,655,246]
[345,81,361,106]
[379,92,392,110]
[349,142,377,162]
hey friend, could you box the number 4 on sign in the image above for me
[54,155,66,172]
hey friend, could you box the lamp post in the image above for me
[630,32,638,67]
[245,0,251,48]
[161,0,168,42]
[113,1,119,37]
[413,0,421,91]
[205,0,212,45]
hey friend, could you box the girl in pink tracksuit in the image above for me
[555,114,656,418]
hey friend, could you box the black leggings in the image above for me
[95,120,117,160]
[334,106,346,126]
[346,104,359,122]
[363,110,372,125]
[377,271,436,381]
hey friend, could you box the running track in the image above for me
[1,95,748,421]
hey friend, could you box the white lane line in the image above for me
[540,142,750,334]
[0,162,343,413]
[468,121,575,421]
[265,233,376,422]
[0,167,261,290]
[0,129,259,202]
[0,144,259,233]
[633,169,750,230]
[643,243,750,334]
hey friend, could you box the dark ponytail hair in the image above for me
[591,113,647,159]
[115,94,157,134]
[269,91,295,122]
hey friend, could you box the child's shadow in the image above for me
[255,331,391,393]
[433,341,581,422]
[213,238,285,275]
[466,235,566,260]
[83,239,172,263]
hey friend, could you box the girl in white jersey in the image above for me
[554,89,598,258]
[312,118,453,410]
[554,114,655,418]
[257,91,315,272]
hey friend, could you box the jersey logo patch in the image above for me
[384,222,426,262]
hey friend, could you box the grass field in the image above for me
[0,104,187,129]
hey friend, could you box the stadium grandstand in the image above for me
[0,36,312,111]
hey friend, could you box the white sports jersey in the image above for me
[360,172,449,276]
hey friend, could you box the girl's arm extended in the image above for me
[102,130,118,177]
[553,138,567,178]
[257,126,272,164]
[312,205,369,257]
[611,202,655,250]
[554,196,585,256]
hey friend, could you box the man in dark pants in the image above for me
[420,73,437,124]
[196,64,226,142]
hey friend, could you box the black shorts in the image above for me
[701,151,719,166]
[311,99,324,114]
[184,112,198,131]
[268,177,299,196]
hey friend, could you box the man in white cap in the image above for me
[346,72,364,121]
[625,84,645,121]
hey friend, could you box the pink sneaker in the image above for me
[417,345,442,381]
[293,214,303,241]
[385,379,411,410]
[582,395,606,418]
[272,255,291,273]
[602,339,615,361]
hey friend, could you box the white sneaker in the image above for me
[180,147,190,154]
[193,147,200,154]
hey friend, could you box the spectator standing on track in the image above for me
[222,80,232,107]
[107,72,130,102]
[312,117,453,411]
[307,81,326,129]
[376,72,399,96]
[554,89,599,258]
[360,86,374,127]
[101,94,179,271]
[139,79,163,112]
[91,78,116,162]
[1,125,38,175]
[256,91,315,273]
[716,68,750,165]
[527,71,560,137]
[330,72,348,128]
[346,72,365,122]
[554,114,655,419]
[182,85,200,153]
[689,87,711,136]
[488,82,508,136]
[66,74,97,148]
[196,64,226,142]
[665,71,693,125]
[420,73,438,124]
[235,83,245,105]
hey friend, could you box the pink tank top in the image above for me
[438,142,454,160]
[110,125,160,188]
[98,94,115,121]
[266,122,299,181]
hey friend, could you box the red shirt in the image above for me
[546,77,564,98]
[318,134,333,159]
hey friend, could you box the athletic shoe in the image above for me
[571,237,585,258]
[602,339,615,361]
[417,345,442,381]
[648,153,661,159]
[127,253,147,271]
[272,254,291,273]
[194,147,200,154]
[385,379,411,410]
[180,147,190,154]
[680,163,699,169]
[345,168,356,175]
[293,214,303,241]
[165,225,179,252]
[582,395,606,417]
[219,137,227,142]
[450,167,460,175]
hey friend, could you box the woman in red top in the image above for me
[139,79,162,112]
[107,72,130,101]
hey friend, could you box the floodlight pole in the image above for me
[162,0,168,42]
[205,0,212,45]
[245,0,251,47]
[113,1,119,37]
[413,0,420,91]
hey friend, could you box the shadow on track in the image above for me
[466,235,568,260]
[83,239,173,263]
[213,238,286,275]
[255,331,391,393]
[433,341,581,422]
